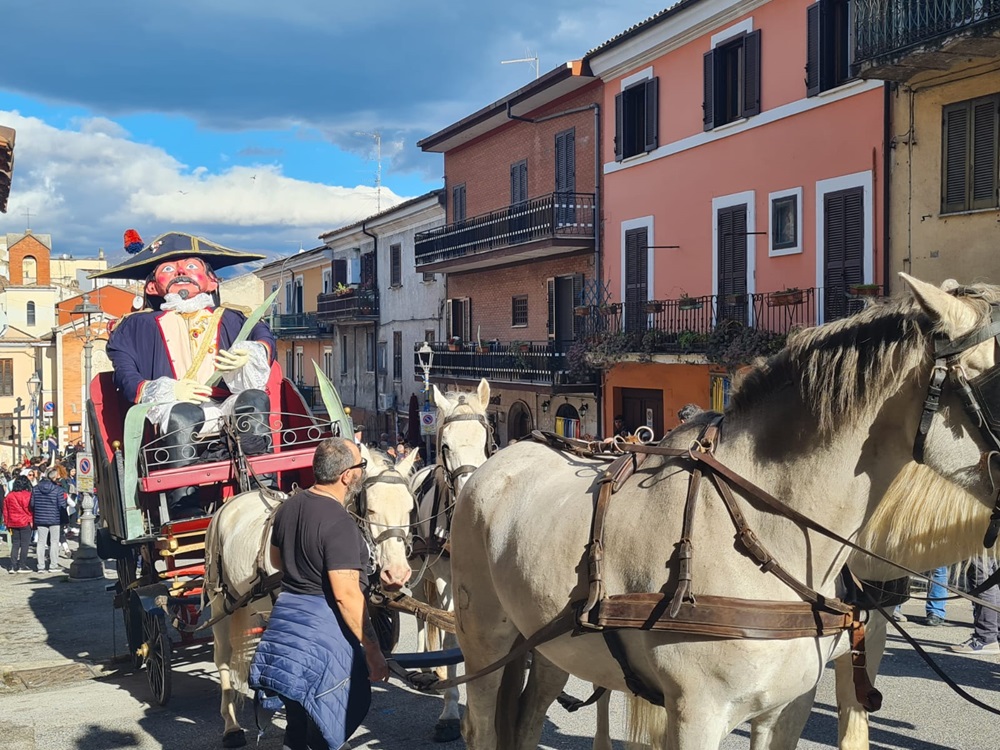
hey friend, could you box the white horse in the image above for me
[205,444,419,748]
[450,275,1000,750]
[408,378,492,742]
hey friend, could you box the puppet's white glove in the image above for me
[214,349,250,373]
[174,378,213,404]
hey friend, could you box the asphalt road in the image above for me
[2,559,999,749]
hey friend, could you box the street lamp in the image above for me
[69,293,103,581]
[416,342,435,463]
[26,371,40,457]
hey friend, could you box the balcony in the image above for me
[414,192,595,272]
[270,313,323,339]
[414,340,599,390]
[853,0,1000,80]
[576,285,886,370]
[316,288,379,324]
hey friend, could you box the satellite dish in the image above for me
[0,309,7,338]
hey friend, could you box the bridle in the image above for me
[438,404,494,490]
[353,469,414,557]
[912,299,1000,548]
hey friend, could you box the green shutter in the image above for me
[643,77,659,152]
[971,96,999,210]
[742,30,761,118]
[942,103,970,213]
[703,50,715,131]
[806,3,821,97]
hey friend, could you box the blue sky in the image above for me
[0,0,667,269]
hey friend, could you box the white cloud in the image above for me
[0,110,404,257]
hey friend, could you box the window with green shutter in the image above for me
[0,359,11,397]
[942,94,999,214]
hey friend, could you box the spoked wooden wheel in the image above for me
[120,563,144,670]
[142,612,172,706]
[371,604,400,653]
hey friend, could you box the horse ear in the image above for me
[431,385,449,412]
[397,447,420,476]
[477,378,491,409]
[359,442,373,470]
[900,273,979,336]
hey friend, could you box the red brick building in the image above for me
[417,61,604,443]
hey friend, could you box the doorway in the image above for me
[822,186,865,322]
[506,401,533,444]
[619,387,664,438]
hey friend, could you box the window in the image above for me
[377,341,388,374]
[26,301,35,326]
[624,227,650,334]
[0,413,12,442]
[424,329,435,344]
[322,269,332,294]
[942,94,999,214]
[0,359,11,397]
[389,244,402,287]
[555,128,577,225]
[806,0,852,96]
[341,337,349,374]
[422,272,436,283]
[452,183,466,222]
[703,30,761,130]
[295,348,304,382]
[285,350,294,381]
[284,281,293,313]
[511,295,528,327]
[446,298,471,342]
[769,188,802,256]
[392,331,403,381]
[323,347,334,378]
[615,77,659,161]
[22,256,36,283]
[510,160,528,205]
[365,331,375,372]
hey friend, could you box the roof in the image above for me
[417,61,596,153]
[318,189,444,240]
[583,1,710,63]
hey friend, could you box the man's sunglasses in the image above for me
[343,458,368,474]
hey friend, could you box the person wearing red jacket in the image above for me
[3,475,33,573]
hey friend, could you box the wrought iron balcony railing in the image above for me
[854,0,1000,74]
[413,340,599,387]
[316,288,379,323]
[414,192,595,268]
[270,312,323,338]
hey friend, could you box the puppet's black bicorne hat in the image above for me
[89,232,265,281]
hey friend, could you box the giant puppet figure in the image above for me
[96,232,276,519]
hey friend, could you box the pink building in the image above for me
[585,0,887,433]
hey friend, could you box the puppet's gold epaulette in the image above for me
[221,302,253,316]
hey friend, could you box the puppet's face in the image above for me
[145,257,218,300]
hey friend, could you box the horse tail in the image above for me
[422,577,441,653]
[226,604,256,700]
[624,694,666,749]
[202,512,220,614]
[495,645,528,749]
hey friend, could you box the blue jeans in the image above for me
[925,565,948,618]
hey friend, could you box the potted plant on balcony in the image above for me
[706,320,787,372]
[848,283,881,297]
[644,300,664,314]
[333,282,354,297]
[678,293,702,311]
[448,336,462,352]
[574,304,592,317]
[724,292,748,305]
[768,287,805,307]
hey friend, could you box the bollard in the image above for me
[69,492,104,580]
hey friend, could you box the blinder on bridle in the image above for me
[355,470,413,550]
[439,405,495,487]
[912,301,1000,547]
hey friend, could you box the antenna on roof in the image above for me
[355,131,382,213]
[501,49,540,80]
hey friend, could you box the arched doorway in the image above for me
[506,401,533,444]
[554,403,580,438]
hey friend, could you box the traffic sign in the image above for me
[76,453,95,494]
[420,411,437,436]
[43,401,54,413]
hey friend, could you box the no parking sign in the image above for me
[420,411,437,436]
[76,453,95,494]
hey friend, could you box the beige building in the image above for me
[854,3,1000,287]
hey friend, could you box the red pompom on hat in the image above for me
[123,229,144,255]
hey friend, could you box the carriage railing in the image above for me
[140,412,338,476]
[575,285,885,356]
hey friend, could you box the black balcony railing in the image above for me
[413,340,599,387]
[414,192,595,267]
[270,312,322,337]
[854,0,1000,67]
[316,288,379,322]
[576,285,886,361]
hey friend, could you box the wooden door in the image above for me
[620,387,663,438]
[823,186,864,321]
[717,204,748,325]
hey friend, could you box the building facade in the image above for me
[417,63,603,444]
[853,0,1000,286]
[586,0,887,435]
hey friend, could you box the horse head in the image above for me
[431,377,492,495]
[357,442,418,592]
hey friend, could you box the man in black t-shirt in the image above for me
[268,437,388,750]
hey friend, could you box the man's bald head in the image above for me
[313,437,361,484]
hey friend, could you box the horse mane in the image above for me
[730,287,1000,434]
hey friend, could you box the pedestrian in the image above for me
[3,475,33,573]
[924,565,948,626]
[29,467,67,573]
[250,437,387,750]
[613,414,628,438]
[950,557,1000,654]
[677,403,703,423]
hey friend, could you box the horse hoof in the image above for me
[433,718,461,743]
[222,729,247,748]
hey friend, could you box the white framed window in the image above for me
[322,269,332,294]
[768,187,803,257]
[323,346,334,379]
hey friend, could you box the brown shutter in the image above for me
[703,50,715,131]
[971,96,999,210]
[806,2,821,97]
[643,77,659,153]
[546,277,556,338]
[742,30,761,118]
[942,103,969,213]
[332,259,347,287]
[614,91,624,161]
[624,228,648,333]
[462,298,472,342]
[572,273,584,340]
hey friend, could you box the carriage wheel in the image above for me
[371,604,400,653]
[143,612,172,706]
[120,561,145,670]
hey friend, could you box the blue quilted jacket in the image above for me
[249,592,370,747]
[29,478,66,527]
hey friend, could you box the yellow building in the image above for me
[854,2,1000,286]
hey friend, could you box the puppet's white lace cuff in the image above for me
[222,341,270,393]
